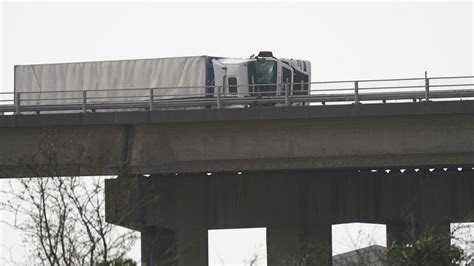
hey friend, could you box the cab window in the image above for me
[228,77,237,94]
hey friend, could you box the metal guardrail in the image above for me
[0,75,473,114]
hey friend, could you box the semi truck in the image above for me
[14,51,311,108]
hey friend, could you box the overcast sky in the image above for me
[1,0,473,93]
[1,0,473,265]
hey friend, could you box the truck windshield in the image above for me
[254,60,276,84]
[247,59,278,96]
[255,60,277,84]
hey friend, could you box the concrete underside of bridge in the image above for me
[0,101,473,178]
[105,169,474,266]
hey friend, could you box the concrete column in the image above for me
[267,226,301,266]
[141,226,177,266]
[176,226,208,266]
[305,224,333,266]
[267,225,332,266]
[176,176,209,266]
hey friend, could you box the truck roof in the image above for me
[215,58,252,65]
[14,55,214,67]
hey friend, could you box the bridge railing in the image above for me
[0,75,473,114]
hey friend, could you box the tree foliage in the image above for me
[387,233,470,266]
[388,236,467,266]
[0,176,137,265]
[96,257,138,266]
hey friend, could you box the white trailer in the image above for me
[14,56,213,106]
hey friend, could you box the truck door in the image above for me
[212,59,250,97]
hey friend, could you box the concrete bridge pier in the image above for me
[175,215,208,266]
[266,226,301,265]
[105,169,473,266]
[267,224,332,266]
[141,227,176,265]
[140,225,208,266]
[141,224,334,266]
[136,226,207,266]
[105,174,336,266]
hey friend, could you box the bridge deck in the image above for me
[0,101,472,178]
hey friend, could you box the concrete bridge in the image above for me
[0,101,473,265]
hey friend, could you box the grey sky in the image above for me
[1,1,473,265]
[1,1,472,93]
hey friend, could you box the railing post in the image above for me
[354,81,360,104]
[251,76,255,95]
[149,88,154,111]
[424,71,430,102]
[285,83,290,106]
[15,92,20,114]
[82,90,87,113]
[216,86,221,109]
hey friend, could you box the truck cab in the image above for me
[212,51,311,100]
